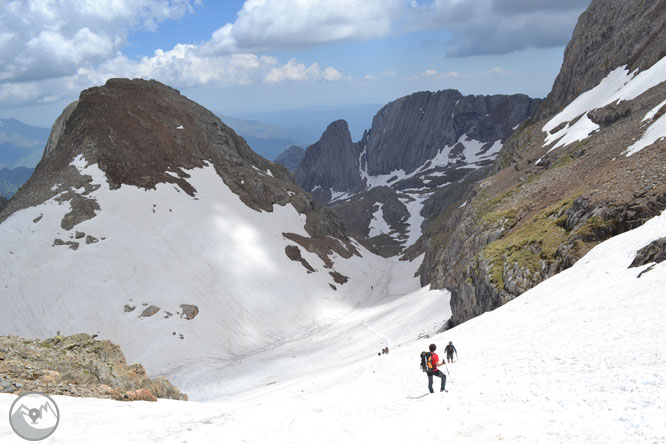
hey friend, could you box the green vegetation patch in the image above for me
[481,195,578,290]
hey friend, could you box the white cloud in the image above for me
[83,47,345,88]
[0,0,198,83]
[0,43,346,108]
[205,0,404,53]
[263,59,346,83]
[414,66,512,80]
[0,0,349,108]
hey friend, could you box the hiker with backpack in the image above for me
[444,341,457,363]
[420,344,447,393]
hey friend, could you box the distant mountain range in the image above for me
[0,118,49,169]
[0,166,33,199]
[220,103,381,161]
[0,118,47,198]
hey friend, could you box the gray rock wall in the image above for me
[294,120,362,201]
[537,0,666,120]
[364,91,540,176]
[295,90,541,202]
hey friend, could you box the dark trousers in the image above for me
[427,370,446,393]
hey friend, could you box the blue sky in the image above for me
[0,0,591,127]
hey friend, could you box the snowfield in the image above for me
[0,157,437,390]
[1,207,664,443]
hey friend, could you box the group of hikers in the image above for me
[422,341,457,393]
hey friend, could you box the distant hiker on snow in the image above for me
[421,344,447,393]
[444,341,457,363]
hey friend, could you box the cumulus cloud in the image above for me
[0,0,349,108]
[85,49,344,87]
[263,59,346,83]
[0,0,197,83]
[204,0,403,54]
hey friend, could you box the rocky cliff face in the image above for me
[537,0,666,120]
[0,196,6,213]
[420,0,666,326]
[294,90,541,256]
[294,120,363,202]
[274,145,305,173]
[363,90,540,176]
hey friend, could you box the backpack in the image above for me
[420,351,433,372]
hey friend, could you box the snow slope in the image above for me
[0,156,417,389]
[1,206,664,443]
[543,55,666,153]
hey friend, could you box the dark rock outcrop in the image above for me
[0,196,7,213]
[630,237,666,268]
[274,145,305,173]
[285,245,316,272]
[363,90,540,177]
[294,120,362,201]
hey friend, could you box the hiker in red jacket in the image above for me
[426,343,447,393]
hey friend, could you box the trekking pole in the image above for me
[442,362,460,399]
[443,362,455,386]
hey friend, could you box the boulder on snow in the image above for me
[179,304,199,320]
[139,305,160,318]
[630,237,666,268]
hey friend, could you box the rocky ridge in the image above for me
[0,333,187,401]
[419,0,666,326]
[294,90,541,256]
[294,119,363,199]
[1,78,359,281]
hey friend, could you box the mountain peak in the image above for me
[2,78,311,223]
